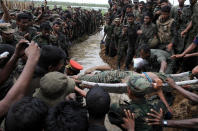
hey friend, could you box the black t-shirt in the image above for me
[88,124,107,131]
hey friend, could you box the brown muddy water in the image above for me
[69,30,106,74]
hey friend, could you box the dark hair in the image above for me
[0,44,15,68]
[160,0,168,4]
[161,5,171,13]
[38,45,66,70]
[139,1,145,5]
[40,22,52,31]
[126,4,132,9]
[139,44,151,54]
[144,11,153,19]
[16,12,31,22]
[86,86,111,119]
[45,100,88,131]
[127,13,135,18]
[5,97,48,131]
[53,21,61,26]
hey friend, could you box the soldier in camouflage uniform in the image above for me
[170,0,192,54]
[125,13,139,70]
[0,23,22,46]
[181,0,198,49]
[156,6,177,53]
[103,17,113,56]
[52,21,69,57]
[32,22,56,47]
[15,12,37,41]
[137,12,157,48]
[117,25,128,69]
[112,17,122,49]
[108,74,169,131]
[108,18,121,57]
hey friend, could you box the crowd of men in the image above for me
[0,0,103,56]
[103,0,198,75]
[1,0,198,130]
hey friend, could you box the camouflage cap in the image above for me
[127,74,152,96]
[0,23,15,34]
[34,72,75,107]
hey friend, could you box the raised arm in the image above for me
[0,42,40,117]
[166,78,198,103]
[147,108,198,128]
[0,40,29,85]
[0,0,10,22]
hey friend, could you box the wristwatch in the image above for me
[163,120,168,127]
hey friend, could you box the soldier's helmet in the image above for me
[127,74,153,96]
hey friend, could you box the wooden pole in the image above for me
[81,79,198,93]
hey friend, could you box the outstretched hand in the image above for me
[146,108,163,126]
[166,78,177,88]
[121,109,135,131]
[14,39,29,58]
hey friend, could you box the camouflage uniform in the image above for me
[156,16,177,52]
[15,26,37,41]
[125,23,139,68]
[0,35,22,47]
[117,31,128,68]
[104,24,114,56]
[150,49,174,74]
[137,23,157,48]
[78,70,134,83]
[112,25,122,49]
[108,74,168,131]
[185,3,198,48]
[32,34,56,47]
[171,5,192,53]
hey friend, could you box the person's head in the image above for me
[34,72,76,107]
[40,22,52,38]
[161,5,171,20]
[86,86,110,120]
[139,1,145,10]
[126,5,133,13]
[127,13,135,24]
[5,97,48,131]
[139,44,151,59]
[38,45,66,73]
[178,0,185,6]
[65,59,83,76]
[133,0,139,7]
[143,12,153,24]
[106,17,111,25]
[114,17,120,25]
[16,12,31,30]
[112,3,118,10]
[190,0,197,5]
[146,1,153,10]
[160,0,169,8]
[127,74,152,99]
[52,21,61,33]
[45,100,88,131]
[0,44,15,68]
[0,23,15,41]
